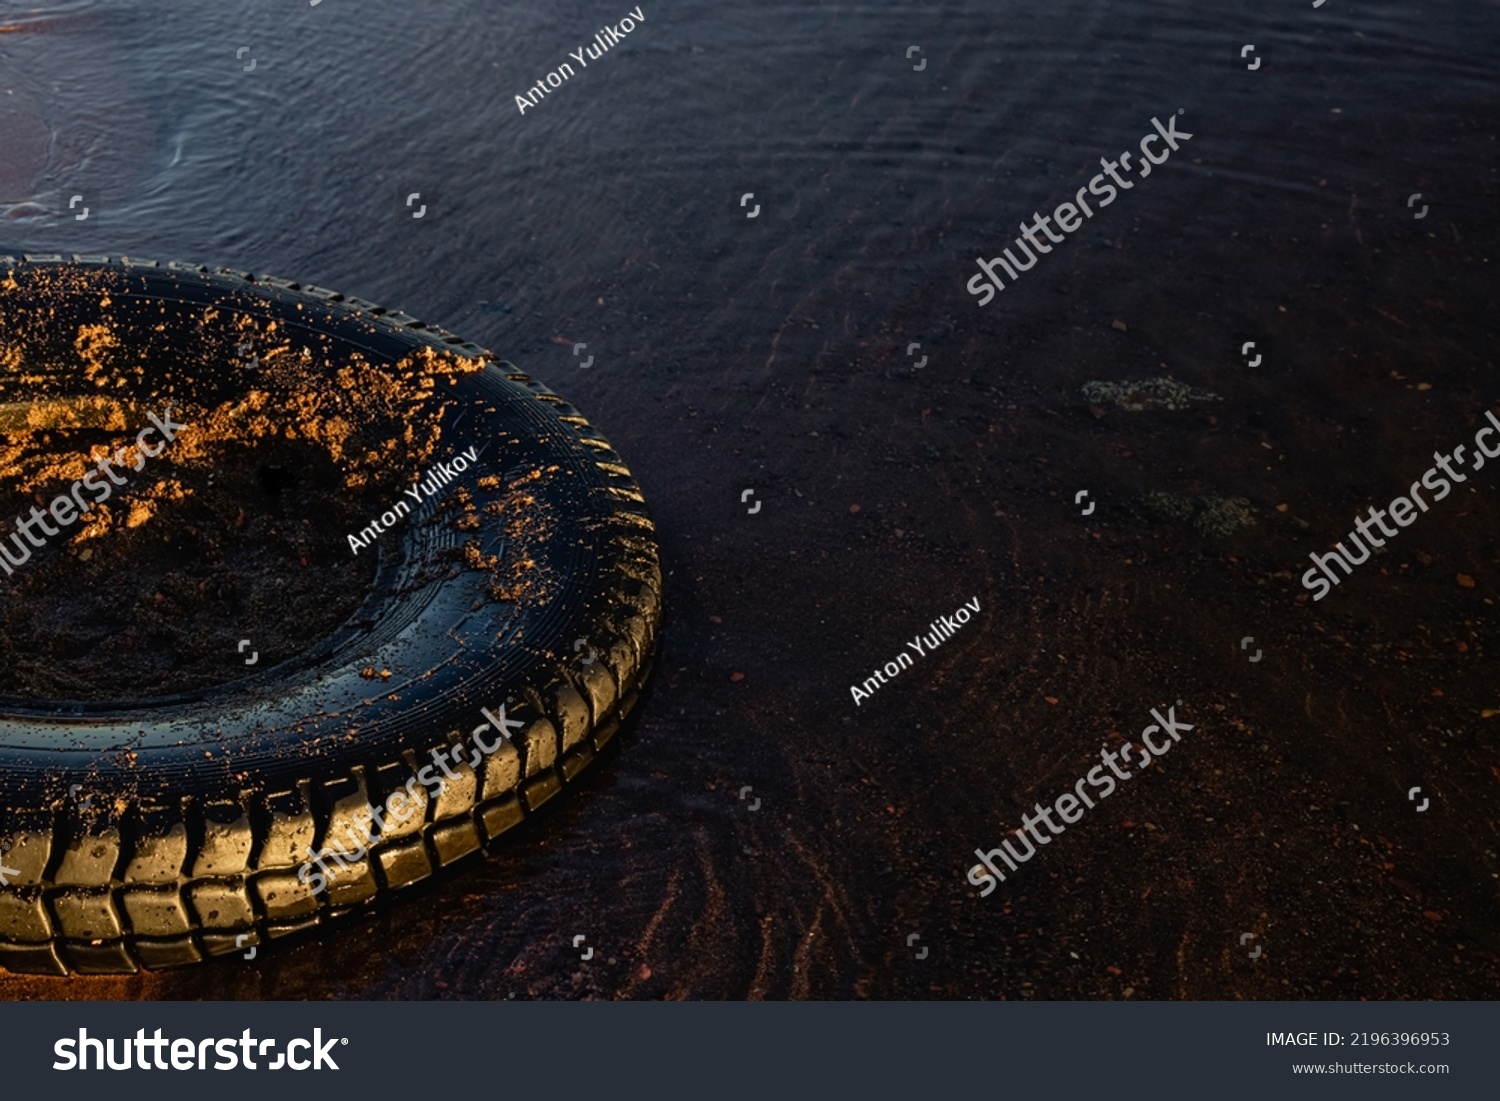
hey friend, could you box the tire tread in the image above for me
[0,258,661,973]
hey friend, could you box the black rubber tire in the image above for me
[0,255,661,975]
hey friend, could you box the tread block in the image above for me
[606,484,647,505]
[60,939,137,974]
[50,888,123,941]
[427,741,480,821]
[126,812,189,884]
[321,854,379,907]
[612,509,657,535]
[320,772,372,834]
[478,796,524,841]
[374,837,432,890]
[192,799,253,877]
[604,636,637,690]
[478,730,522,800]
[131,936,203,969]
[617,577,660,620]
[523,771,562,812]
[316,774,384,906]
[259,788,318,870]
[615,612,651,663]
[0,940,68,975]
[578,659,619,729]
[517,714,558,778]
[0,825,55,887]
[551,681,590,753]
[613,531,657,557]
[0,889,53,941]
[120,886,194,938]
[188,878,257,929]
[310,840,378,912]
[54,828,122,887]
[597,621,645,681]
[373,761,429,841]
[430,818,481,867]
[253,869,321,920]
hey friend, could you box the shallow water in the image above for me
[0,0,1498,998]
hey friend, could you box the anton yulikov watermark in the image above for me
[966,112,1193,305]
[966,703,1195,895]
[850,596,981,706]
[0,406,189,577]
[346,445,478,555]
[1301,409,1500,600]
[515,5,645,115]
[297,703,525,894]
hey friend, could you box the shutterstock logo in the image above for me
[1301,409,1500,601]
[53,1028,344,1071]
[0,406,188,578]
[967,112,1192,306]
[966,703,1196,894]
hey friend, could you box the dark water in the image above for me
[1,0,1499,998]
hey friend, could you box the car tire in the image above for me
[0,255,661,975]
